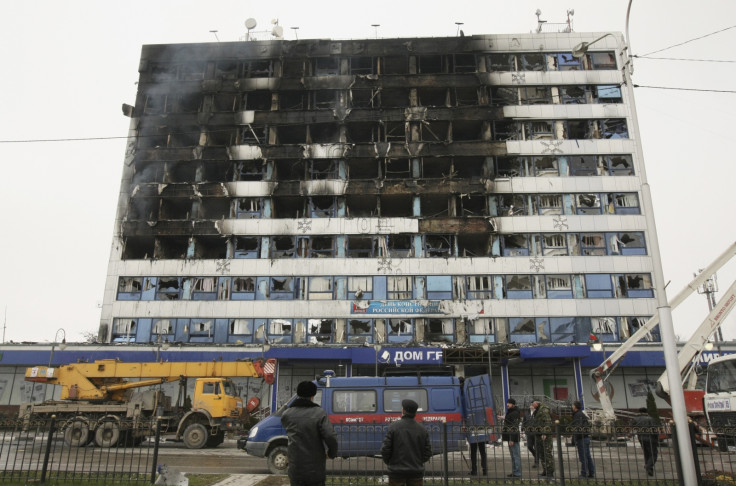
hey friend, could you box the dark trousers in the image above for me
[640,439,659,473]
[527,435,538,464]
[290,480,325,486]
[469,441,487,473]
[388,477,424,486]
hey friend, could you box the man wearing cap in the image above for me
[381,399,433,486]
[281,381,338,486]
[502,398,522,478]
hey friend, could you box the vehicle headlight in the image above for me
[248,426,259,438]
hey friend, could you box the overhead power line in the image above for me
[633,55,736,64]
[634,84,736,94]
[639,24,736,57]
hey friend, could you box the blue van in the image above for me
[244,373,495,474]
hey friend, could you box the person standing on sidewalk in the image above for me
[533,400,555,478]
[381,399,433,486]
[571,401,595,478]
[524,403,539,468]
[632,407,659,477]
[502,398,522,478]
[281,381,338,486]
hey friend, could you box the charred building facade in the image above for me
[98,31,665,407]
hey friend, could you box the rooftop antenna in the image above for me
[291,26,299,40]
[455,22,464,36]
[209,30,220,42]
[2,306,6,344]
[566,9,575,33]
[371,24,380,39]
[245,18,257,41]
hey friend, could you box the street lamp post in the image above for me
[572,4,697,483]
[48,328,67,368]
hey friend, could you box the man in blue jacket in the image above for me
[381,399,433,486]
[281,381,338,486]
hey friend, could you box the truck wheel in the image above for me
[95,420,121,448]
[182,423,209,449]
[64,418,90,447]
[267,445,289,475]
[206,430,225,448]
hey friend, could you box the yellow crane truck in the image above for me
[19,358,276,449]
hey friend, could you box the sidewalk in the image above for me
[210,475,273,486]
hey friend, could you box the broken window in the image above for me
[496,156,529,177]
[459,195,488,216]
[421,120,450,142]
[200,198,230,219]
[616,274,653,298]
[519,86,552,104]
[467,318,495,343]
[347,319,373,344]
[523,121,554,140]
[266,319,293,344]
[193,236,227,259]
[596,85,622,103]
[307,319,334,343]
[309,236,335,258]
[622,316,659,341]
[541,234,567,256]
[417,88,447,107]
[420,158,451,179]
[426,276,453,299]
[229,319,253,340]
[490,86,518,106]
[314,57,340,76]
[240,125,266,145]
[349,276,373,300]
[350,57,377,75]
[575,194,601,215]
[488,53,516,71]
[387,276,413,299]
[192,277,217,301]
[546,275,573,299]
[347,235,379,258]
[611,232,646,255]
[509,317,538,343]
[607,193,640,214]
[566,119,592,139]
[309,196,337,218]
[156,278,181,300]
[380,89,409,108]
[457,234,491,257]
[536,194,563,215]
[312,90,338,110]
[426,318,454,343]
[607,155,634,176]
[569,156,598,176]
[270,277,295,300]
[599,119,628,138]
[123,236,155,260]
[519,53,546,71]
[214,93,238,112]
[243,59,273,78]
[112,319,137,343]
[424,235,453,258]
[282,59,305,78]
[560,85,588,104]
[492,121,519,141]
[420,195,448,217]
[277,125,308,145]
[380,195,413,218]
[467,276,493,299]
[274,160,305,182]
[385,234,412,257]
[235,198,263,219]
[452,120,483,141]
[350,89,379,108]
[215,60,239,80]
[308,277,334,300]
[551,53,581,71]
[233,236,260,259]
[498,194,526,217]
[279,91,307,110]
[533,156,559,176]
[382,56,409,75]
[449,87,480,106]
[382,158,410,179]
[235,161,265,181]
[152,318,174,337]
[505,275,533,299]
[271,236,296,259]
[309,160,338,179]
[346,122,381,142]
[550,316,578,343]
[154,236,189,259]
[588,52,617,70]
[347,158,379,180]
[243,91,272,111]
[309,123,340,143]
[189,319,214,341]
[579,233,606,256]
[453,54,476,73]
[231,277,256,300]
[346,194,378,218]
[150,63,177,82]
[118,277,143,300]
[179,62,206,80]
[386,319,413,343]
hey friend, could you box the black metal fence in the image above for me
[325,422,736,485]
[0,416,161,483]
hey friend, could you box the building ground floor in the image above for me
[1,343,731,419]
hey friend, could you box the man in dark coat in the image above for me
[571,401,595,478]
[502,398,522,478]
[281,381,338,486]
[632,407,659,476]
[381,399,433,486]
[524,403,539,468]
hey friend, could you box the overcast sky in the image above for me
[1,0,734,344]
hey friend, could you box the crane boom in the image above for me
[592,241,736,422]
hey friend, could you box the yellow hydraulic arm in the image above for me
[26,358,274,401]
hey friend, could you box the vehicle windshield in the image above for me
[707,359,736,393]
[222,379,238,397]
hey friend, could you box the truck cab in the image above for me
[244,373,494,474]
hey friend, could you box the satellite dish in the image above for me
[271,18,279,25]
[568,9,575,15]
[272,25,284,38]
[245,18,257,30]
[535,9,542,16]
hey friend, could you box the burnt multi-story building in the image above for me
[96,30,668,409]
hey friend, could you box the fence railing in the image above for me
[325,422,736,485]
[0,416,161,483]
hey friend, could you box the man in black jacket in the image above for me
[502,398,522,478]
[632,407,659,477]
[571,401,595,478]
[281,381,338,486]
[381,399,433,486]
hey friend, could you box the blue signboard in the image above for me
[351,300,443,315]
[376,347,444,365]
